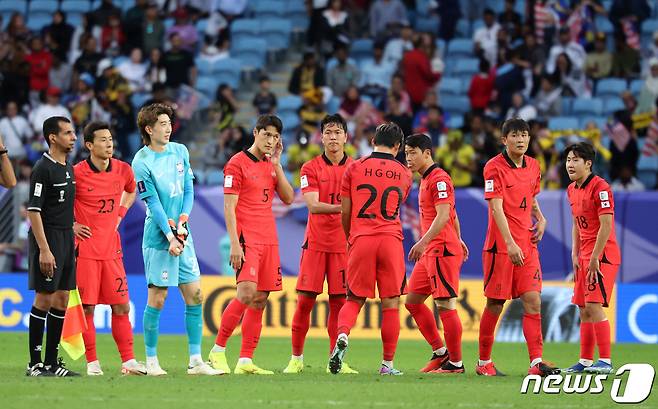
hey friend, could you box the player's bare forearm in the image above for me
[572,222,580,256]
[223,194,240,245]
[454,214,463,239]
[274,165,295,204]
[419,203,450,244]
[590,214,612,260]
[0,153,16,188]
[27,211,49,252]
[531,198,546,224]
[303,192,341,214]
[489,198,515,246]
[341,198,352,238]
[120,190,136,209]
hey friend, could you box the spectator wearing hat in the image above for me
[167,8,199,53]
[585,33,613,80]
[546,27,587,74]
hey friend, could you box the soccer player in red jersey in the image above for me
[476,118,559,377]
[329,123,413,375]
[209,115,294,375]
[73,121,146,376]
[564,142,620,374]
[283,114,358,374]
[404,133,468,374]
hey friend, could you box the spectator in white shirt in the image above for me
[118,48,148,92]
[0,101,32,160]
[473,8,501,67]
[546,27,586,74]
[611,165,646,192]
[383,23,414,66]
[29,87,72,137]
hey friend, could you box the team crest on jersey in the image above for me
[485,179,494,192]
[224,175,233,188]
[161,270,168,281]
[599,191,609,201]
[437,181,447,191]
[601,201,611,209]
[176,161,184,175]
[300,175,308,188]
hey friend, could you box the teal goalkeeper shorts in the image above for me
[142,243,200,287]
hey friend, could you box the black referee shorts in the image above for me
[28,228,76,293]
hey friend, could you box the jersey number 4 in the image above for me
[356,184,403,220]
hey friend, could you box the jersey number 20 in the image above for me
[356,184,403,220]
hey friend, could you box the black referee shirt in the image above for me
[27,153,75,230]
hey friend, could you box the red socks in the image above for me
[336,299,362,336]
[328,297,346,354]
[522,313,543,363]
[478,307,500,361]
[439,309,463,362]
[593,320,611,360]
[381,308,400,361]
[83,313,97,363]
[240,307,264,359]
[215,299,247,347]
[405,303,444,351]
[291,294,316,356]
[112,313,135,362]
[580,322,596,360]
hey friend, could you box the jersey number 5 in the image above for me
[356,184,403,220]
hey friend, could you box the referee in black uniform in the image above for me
[26,117,80,377]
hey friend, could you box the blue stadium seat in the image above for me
[630,79,644,95]
[572,98,603,116]
[122,0,137,11]
[327,96,340,113]
[130,93,150,110]
[278,95,302,116]
[280,112,300,130]
[0,0,26,14]
[595,16,614,34]
[210,58,241,89]
[447,38,474,58]
[195,58,213,76]
[603,97,625,114]
[435,39,446,58]
[447,115,464,129]
[196,75,220,100]
[548,116,579,130]
[61,1,91,13]
[439,78,462,96]
[596,78,627,98]
[286,1,309,30]
[641,18,658,34]
[193,169,206,185]
[66,13,83,27]
[415,16,439,35]
[206,169,224,186]
[27,15,51,31]
[441,96,470,115]
[29,0,58,13]
[471,19,484,33]
[230,19,260,45]
[452,58,479,78]
[456,20,470,37]
[579,116,608,129]
[561,97,574,115]
[350,38,374,61]
[252,0,286,19]
[231,38,267,69]
[262,19,292,50]
[638,171,657,189]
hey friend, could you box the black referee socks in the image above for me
[28,307,48,366]
[44,308,66,366]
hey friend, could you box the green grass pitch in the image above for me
[0,333,656,408]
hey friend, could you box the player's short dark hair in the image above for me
[137,103,174,145]
[405,133,433,154]
[320,113,347,134]
[373,122,404,148]
[42,116,71,146]
[501,117,530,138]
[83,121,111,144]
[564,142,596,168]
[255,114,283,133]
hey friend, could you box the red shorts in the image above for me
[407,247,463,299]
[76,258,130,305]
[237,244,282,292]
[482,246,542,300]
[297,249,347,295]
[572,258,618,308]
[346,236,405,299]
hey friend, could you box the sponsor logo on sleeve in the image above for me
[34,183,42,197]
[224,175,233,188]
[137,181,146,194]
[599,191,609,201]
[485,179,494,193]
[437,181,447,191]
[300,175,308,188]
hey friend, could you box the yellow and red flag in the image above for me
[61,288,87,360]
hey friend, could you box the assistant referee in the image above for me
[25,116,80,377]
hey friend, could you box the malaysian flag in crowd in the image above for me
[643,119,658,157]
[400,200,421,241]
[621,18,641,50]
[607,121,632,152]
[272,190,306,218]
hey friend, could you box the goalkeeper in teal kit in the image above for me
[131,103,222,376]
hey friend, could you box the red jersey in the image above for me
[341,152,412,244]
[300,153,352,253]
[223,150,278,245]
[74,158,135,260]
[567,174,620,263]
[483,151,541,253]
[419,164,460,252]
